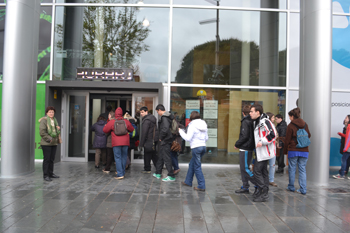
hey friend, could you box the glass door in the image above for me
[61,91,89,162]
[131,93,158,163]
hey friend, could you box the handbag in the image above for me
[171,140,181,152]
[58,134,62,144]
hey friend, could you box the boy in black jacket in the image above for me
[234,105,255,193]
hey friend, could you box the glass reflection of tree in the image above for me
[82,3,150,71]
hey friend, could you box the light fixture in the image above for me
[142,18,150,27]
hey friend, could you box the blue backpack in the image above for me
[129,122,138,138]
[292,123,311,148]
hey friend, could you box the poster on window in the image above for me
[186,100,200,109]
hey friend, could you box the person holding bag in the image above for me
[39,106,61,182]
[179,111,208,191]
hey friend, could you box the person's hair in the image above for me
[266,112,274,120]
[109,111,115,119]
[140,106,148,112]
[189,111,201,121]
[45,106,56,114]
[97,115,106,122]
[275,114,283,120]
[106,105,112,112]
[155,104,165,111]
[242,105,251,115]
[288,107,301,119]
[251,104,263,115]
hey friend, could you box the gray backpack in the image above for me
[114,118,128,136]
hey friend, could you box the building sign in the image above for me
[76,68,133,80]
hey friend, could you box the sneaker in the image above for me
[102,169,110,174]
[141,170,151,174]
[348,176,350,180]
[235,186,249,194]
[162,176,176,182]
[153,173,161,179]
[174,169,181,175]
[269,182,278,187]
[296,189,306,195]
[333,174,344,179]
[114,176,124,180]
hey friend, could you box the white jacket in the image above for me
[254,113,277,162]
[179,119,208,149]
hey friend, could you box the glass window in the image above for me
[333,1,349,14]
[171,8,287,86]
[173,0,286,9]
[0,7,4,80]
[38,6,52,81]
[288,13,299,88]
[56,0,168,4]
[53,6,169,82]
[289,0,300,10]
[171,86,286,164]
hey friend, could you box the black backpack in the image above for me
[114,118,128,136]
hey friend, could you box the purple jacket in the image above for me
[92,120,107,148]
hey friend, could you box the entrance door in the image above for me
[61,91,89,162]
[131,93,158,163]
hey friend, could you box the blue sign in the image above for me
[186,109,200,118]
[74,105,80,110]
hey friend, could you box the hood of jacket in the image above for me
[160,111,174,121]
[115,107,123,118]
[96,120,106,125]
[38,116,47,123]
[190,119,208,132]
[143,113,157,124]
[291,118,306,128]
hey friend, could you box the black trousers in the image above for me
[144,150,158,171]
[42,145,57,178]
[155,142,174,177]
[239,151,253,189]
[104,147,114,171]
[277,147,285,169]
[248,159,269,189]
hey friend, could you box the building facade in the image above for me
[0,0,348,167]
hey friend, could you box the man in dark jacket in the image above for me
[275,114,287,173]
[153,104,175,182]
[234,105,255,194]
[139,106,158,174]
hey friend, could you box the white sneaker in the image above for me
[333,174,344,179]
[347,176,350,180]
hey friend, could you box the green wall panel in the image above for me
[0,83,46,159]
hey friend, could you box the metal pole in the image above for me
[1,0,41,177]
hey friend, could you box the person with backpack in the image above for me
[284,107,311,194]
[334,115,350,179]
[139,106,158,173]
[153,104,176,182]
[103,107,134,180]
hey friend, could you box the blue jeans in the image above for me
[269,156,276,182]
[288,156,308,194]
[184,146,206,189]
[113,146,128,177]
[171,151,179,171]
[340,152,350,176]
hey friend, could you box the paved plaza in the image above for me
[0,162,349,233]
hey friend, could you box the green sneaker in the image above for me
[162,176,176,182]
[153,173,161,179]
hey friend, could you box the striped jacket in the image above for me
[253,113,277,162]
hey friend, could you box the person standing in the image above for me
[139,106,158,173]
[39,106,61,182]
[275,114,287,173]
[103,111,115,174]
[249,104,277,202]
[180,111,208,191]
[153,104,176,182]
[234,105,255,194]
[284,107,311,194]
[103,107,134,180]
[334,115,350,179]
[91,115,107,169]
[266,112,278,187]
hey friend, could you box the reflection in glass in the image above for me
[38,6,52,81]
[288,13,300,88]
[54,6,169,82]
[69,96,86,158]
[172,8,286,86]
[56,0,169,4]
[173,0,286,9]
[171,86,286,164]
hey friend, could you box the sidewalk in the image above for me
[0,162,349,233]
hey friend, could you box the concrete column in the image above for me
[299,0,332,186]
[1,0,41,177]
[241,0,251,86]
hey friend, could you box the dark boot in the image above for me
[253,187,268,202]
[235,186,249,194]
[252,187,260,198]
